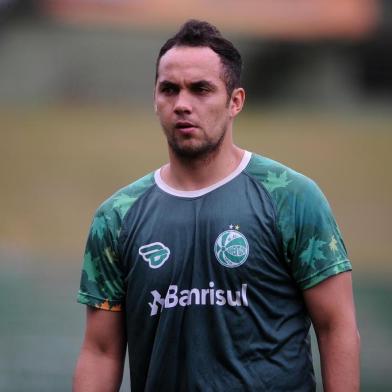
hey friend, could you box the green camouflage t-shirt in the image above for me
[78,151,351,391]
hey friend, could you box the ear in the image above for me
[229,88,245,118]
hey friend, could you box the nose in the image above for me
[174,90,192,115]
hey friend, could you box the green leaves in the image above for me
[113,193,136,219]
[83,250,124,296]
[91,215,106,240]
[264,170,292,193]
[300,236,327,267]
[83,252,99,282]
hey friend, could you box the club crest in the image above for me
[214,229,249,268]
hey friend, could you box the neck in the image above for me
[161,140,245,191]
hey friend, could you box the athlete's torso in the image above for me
[79,151,352,391]
[118,152,315,391]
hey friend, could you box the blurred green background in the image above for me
[1,1,391,391]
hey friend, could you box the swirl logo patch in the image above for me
[139,242,170,269]
[214,229,249,268]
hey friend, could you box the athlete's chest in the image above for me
[119,178,284,289]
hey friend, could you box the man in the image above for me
[73,20,360,391]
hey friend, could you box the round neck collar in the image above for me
[154,150,251,198]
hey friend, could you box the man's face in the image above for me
[154,46,236,159]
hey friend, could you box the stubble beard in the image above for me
[165,123,228,164]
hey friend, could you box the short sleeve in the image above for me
[77,206,125,311]
[279,177,352,290]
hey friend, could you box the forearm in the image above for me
[73,346,125,392]
[316,325,360,392]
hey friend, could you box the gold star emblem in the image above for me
[235,225,240,230]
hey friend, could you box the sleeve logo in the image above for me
[139,242,170,269]
[214,228,249,268]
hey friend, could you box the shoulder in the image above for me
[244,152,323,204]
[245,154,351,289]
[93,172,156,229]
[244,153,335,256]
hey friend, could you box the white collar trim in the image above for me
[154,151,251,198]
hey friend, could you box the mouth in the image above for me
[175,121,198,132]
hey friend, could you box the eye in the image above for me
[195,87,209,94]
[192,86,207,93]
[160,84,178,95]
[162,87,173,93]
[191,83,214,95]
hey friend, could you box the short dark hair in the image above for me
[155,19,242,96]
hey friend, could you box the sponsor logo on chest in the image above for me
[138,242,170,268]
[148,282,248,316]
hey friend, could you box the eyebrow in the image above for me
[158,79,217,88]
[190,80,217,90]
[158,80,178,89]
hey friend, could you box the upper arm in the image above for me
[82,306,127,358]
[303,271,358,332]
[73,307,126,391]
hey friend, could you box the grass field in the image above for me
[0,105,391,390]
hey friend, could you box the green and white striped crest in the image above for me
[214,229,249,268]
